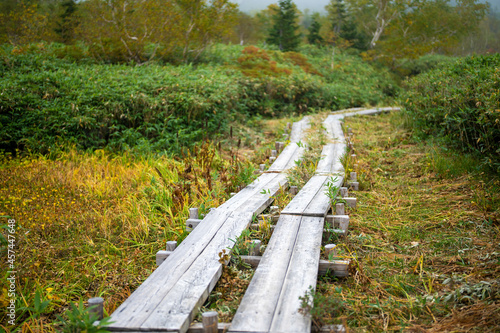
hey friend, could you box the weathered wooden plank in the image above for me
[334,107,400,119]
[331,144,345,174]
[107,209,233,330]
[324,117,345,143]
[221,173,288,216]
[318,260,350,277]
[218,173,278,212]
[267,145,300,172]
[230,215,302,333]
[280,176,328,216]
[267,116,309,172]
[315,144,336,175]
[282,145,306,170]
[269,216,324,333]
[302,176,343,217]
[188,322,232,333]
[141,211,254,332]
[289,117,310,143]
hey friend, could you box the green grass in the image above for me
[313,111,499,331]
[0,125,279,331]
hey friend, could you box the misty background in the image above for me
[235,0,500,13]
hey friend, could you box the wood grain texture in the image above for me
[267,145,298,172]
[280,176,328,216]
[107,209,232,330]
[289,117,310,143]
[318,260,350,277]
[315,144,336,175]
[230,215,302,333]
[302,175,343,217]
[269,216,324,333]
[141,212,253,332]
[217,173,278,212]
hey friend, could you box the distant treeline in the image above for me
[0,0,499,65]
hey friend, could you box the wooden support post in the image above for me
[166,241,177,251]
[269,156,276,163]
[289,185,298,196]
[349,182,359,191]
[259,164,265,173]
[88,297,104,320]
[326,215,350,232]
[335,203,345,215]
[340,187,348,198]
[275,142,281,153]
[202,311,218,333]
[325,244,337,260]
[269,206,279,215]
[249,240,261,256]
[189,208,199,220]
[186,219,202,232]
[271,150,277,157]
[345,197,356,208]
[349,172,359,190]
[156,251,169,266]
[337,216,349,232]
[230,192,236,197]
[156,240,178,265]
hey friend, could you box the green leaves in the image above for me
[324,176,341,209]
[400,54,500,172]
[1,44,397,155]
[266,0,301,52]
[56,299,114,333]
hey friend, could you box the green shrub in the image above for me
[0,49,239,154]
[400,54,500,172]
[395,54,458,78]
[0,43,398,155]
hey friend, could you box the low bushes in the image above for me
[0,43,397,155]
[400,54,500,172]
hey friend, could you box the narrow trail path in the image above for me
[105,107,399,333]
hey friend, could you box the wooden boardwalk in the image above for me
[106,118,310,332]
[106,108,398,333]
[229,113,346,333]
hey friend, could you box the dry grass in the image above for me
[0,135,267,331]
[316,111,500,332]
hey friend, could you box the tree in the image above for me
[326,0,369,50]
[373,0,489,65]
[78,0,236,63]
[232,11,256,45]
[0,0,55,45]
[55,0,78,44]
[307,13,323,45]
[267,0,301,51]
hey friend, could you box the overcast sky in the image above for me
[234,0,329,13]
[234,0,500,14]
